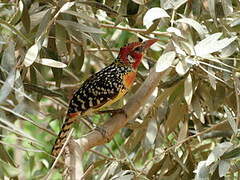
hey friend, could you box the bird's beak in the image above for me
[141,39,158,52]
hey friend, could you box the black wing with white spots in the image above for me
[67,63,132,115]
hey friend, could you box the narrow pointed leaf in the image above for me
[184,74,193,105]
[0,70,15,104]
[156,51,176,72]
[36,58,67,68]
[23,44,39,67]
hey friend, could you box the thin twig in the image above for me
[0,105,56,136]
[100,23,172,37]
[89,149,115,160]
[80,164,95,180]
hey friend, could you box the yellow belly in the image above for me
[82,71,136,116]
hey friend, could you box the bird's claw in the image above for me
[96,109,128,118]
[94,126,110,142]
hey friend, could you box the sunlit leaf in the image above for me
[224,106,237,134]
[208,0,217,25]
[131,0,150,5]
[59,2,75,13]
[23,44,39,67]
[176,18,207,39]
[143,7,169,28]
[206,142,233,166]
[192,95,205,123]
[194,33,237,56]
[194,161,209,179]
[219,160,230,177]
[220,42,237,58]
[145,119,158,146]
[167,27,183,37]
[184,74,193,105]
[156,51,176,72]
[175,58,190,76]
[36,58,67,68]
[208,67,216,90]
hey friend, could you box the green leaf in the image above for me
[21,1,31,33]
[221,147,240,159]
[0,143,16,167]
[55,24,68,56]
[0,19,31,45]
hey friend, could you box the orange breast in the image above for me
[123,71,136,89]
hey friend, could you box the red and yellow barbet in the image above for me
[51,39,158,158]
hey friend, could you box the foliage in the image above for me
[0,0,240,179]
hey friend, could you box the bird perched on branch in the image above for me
[51,39,158,158]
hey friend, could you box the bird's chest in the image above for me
[93,70,136,110]
[122,71,136,89]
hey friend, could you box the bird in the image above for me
[51,39,158,158]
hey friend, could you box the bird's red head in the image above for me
[118,39,158,70]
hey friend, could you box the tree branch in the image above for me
[72,66,170,177]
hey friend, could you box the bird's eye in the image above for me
[128,55,135,63]
[134,46,142,52]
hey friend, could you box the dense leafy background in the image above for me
[0,0,240,179]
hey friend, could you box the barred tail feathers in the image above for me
[51,115,75,157]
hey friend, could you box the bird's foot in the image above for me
[94,126,110,142]
[96,109,127,118]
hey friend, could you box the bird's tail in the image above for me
[51,115,75,157]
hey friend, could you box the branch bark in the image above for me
[72,66,170,179]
